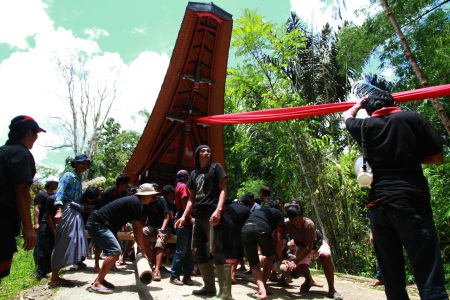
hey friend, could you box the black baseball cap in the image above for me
[9,115,46,133]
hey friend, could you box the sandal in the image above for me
[250,292,267,300]
[88,286,113,294]
[328,292,344,299]
[92,280,115,289]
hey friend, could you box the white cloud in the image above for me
[85,28,110,40]
[0,0,53,49]
[113,51,169,131]
[290,0,371,32]
[0,2,169,169]
[132,27,146,34]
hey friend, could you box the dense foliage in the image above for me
[224,6,449,286]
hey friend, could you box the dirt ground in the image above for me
[12,257,425,300]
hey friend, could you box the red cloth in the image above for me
[371,107,402,117]
[194,84,450,125]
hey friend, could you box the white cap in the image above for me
[135,183,160,196]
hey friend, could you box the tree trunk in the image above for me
[284,120,328,241]
[381,0,450,135]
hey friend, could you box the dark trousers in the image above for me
[37,230,54,279]
[370,209,448,300]
[192,215,225,265]
[171,225,194,279]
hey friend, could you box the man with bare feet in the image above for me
[141,183,171,281]
[241,198,285,300]
[86,183,157,294]
[281,204,343,299]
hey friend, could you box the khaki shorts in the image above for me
[143,226,166,249]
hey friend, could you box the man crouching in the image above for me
[281,204,343,300]
[86,183,157,294]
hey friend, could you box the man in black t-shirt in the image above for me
[0,115,45,282]
[33,176,59,231]
[86,183,158,294]
[32,176,58,278]
[141,189,170,281]
[36,194,57,280]
[241,198,285,300]
[344,90,446,300]
[101,173,130,208]
[222,199,250,284]
[174,145,230,299]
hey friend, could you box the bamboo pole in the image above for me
[86,231,177,243]
[134,243,154,284]
[272,261,303,279]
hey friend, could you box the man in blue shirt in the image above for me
[49,154,91,288]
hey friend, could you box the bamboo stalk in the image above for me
[134,243,154,284]
[86,231,177,243]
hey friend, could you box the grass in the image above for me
[0,237,42,299]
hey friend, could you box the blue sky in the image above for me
[0,0,372,170]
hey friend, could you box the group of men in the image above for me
[0,87,448,300]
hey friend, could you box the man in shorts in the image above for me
[241,198,285,300]
[141,183,171,281]
[281,204,343,299]
[86,183,158,294]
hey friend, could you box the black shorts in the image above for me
[241,223,275,266]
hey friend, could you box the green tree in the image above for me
[337,0,450,134]
[90,118,140,185]
[226,10,377,275]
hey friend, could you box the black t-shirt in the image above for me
[187,163,227,215]
[101,186,129,208]
[165,198,176,231]
[142,196,169,228]
[89,195,143,234]
[41,195,57,233]
[81,196,102,225]
[346,111,442,212]
[223,203,251,228]
[0,141,36,232]
[244,208,285,233]
[34,190,52,227]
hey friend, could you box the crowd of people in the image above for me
[0,88,448,300]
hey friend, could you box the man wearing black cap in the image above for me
[174,145,231,299]
[0,115,45,283]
